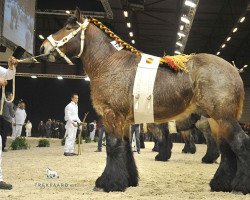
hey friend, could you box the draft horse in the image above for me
[40,9,250,194]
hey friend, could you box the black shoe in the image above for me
[137,151,141,154]
[0,181,12,190]
[70,153,78,156]
[64,152,73,156]
[94,149,102,152]
[2,149,8,152]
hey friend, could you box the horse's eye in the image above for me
[66,26,72,30]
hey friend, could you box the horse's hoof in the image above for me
[182,149,188,153]
[155,154,168,162]
[231,175,250,195]
[93,186,103,192]
[202,157,215,164]
[202,153,220,164]
[210,175,232,192]
[95,172,129,192]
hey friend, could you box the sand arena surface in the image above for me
[0,138,249,200]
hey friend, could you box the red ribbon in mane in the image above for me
[162,56,178,71]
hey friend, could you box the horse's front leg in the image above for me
[181,129,196,154]
[201,128,220,163]
[148,123,173,161]
[95,111,138,192]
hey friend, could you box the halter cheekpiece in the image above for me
[47,19,89,65]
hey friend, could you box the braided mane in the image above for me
[89,18,192,72]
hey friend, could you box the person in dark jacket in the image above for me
[38,121,46,137]
[1,92,15,151]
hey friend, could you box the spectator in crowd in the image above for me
[25,120,32,137]
[1,92,15,151]
[54,120,60,138]
[89,120,97,141]
[140,124,145,149]
[95,118,105,152]
[131,124,141,154]
[12,101,26,139]
[38,121,46,137]
[81,122,88,139]
[51,119,57,138]
[45,119,52,138]
[58,121,65,139]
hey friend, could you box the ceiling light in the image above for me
[243,65,248,68]
[38,35,44,40]
[174,50,181,54]
[221,44,226,48]
[84,76,90,81]
[226,37,231,41]
[31,75,37,79]
[57,76,63,80]
[127,22,131,28]
[176,42,183,47]
[181,16,190,24]
[240,17,245,23]
[129,32,133,37]
[185,0,196,8]
[180,25,184,30]
[131,40,135,44]
[124,11,128,17]
[65,10,71,14]
[233,27,238,33]
[216,51,220,55]
[177,32,186,37]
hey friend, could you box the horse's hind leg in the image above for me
[210,138,237,192]
[227,121,250,194]
[95,133,138,192]
[210,119,250,194]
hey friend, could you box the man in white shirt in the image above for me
[64,93,81,156]
[0,56,18,190]
[12,101,27,139]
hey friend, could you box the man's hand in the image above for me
[73,122,78,127]
[8,56,18,70]
[0,78,7,86]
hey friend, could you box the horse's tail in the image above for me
[235,89,244,120]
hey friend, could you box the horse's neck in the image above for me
[81,24,116,78]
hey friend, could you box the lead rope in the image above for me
[0,68,16,115]
[0,53,48,115]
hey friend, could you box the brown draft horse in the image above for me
[40,9,250,194]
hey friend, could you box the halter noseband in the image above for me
[47,19,89,65]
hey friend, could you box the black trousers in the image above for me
[0,117,12,150]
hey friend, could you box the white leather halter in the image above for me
[47,19,89,65]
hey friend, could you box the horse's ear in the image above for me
[74,7,81,21]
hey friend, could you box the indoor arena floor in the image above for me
[0,138,249,200]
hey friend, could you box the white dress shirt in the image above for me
[64,101,81,128]
[0,66,15,80]
[14,108,27,125]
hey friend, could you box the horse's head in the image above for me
[40,8,89,65]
